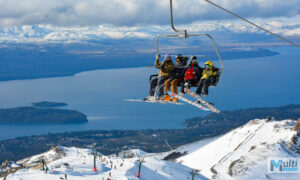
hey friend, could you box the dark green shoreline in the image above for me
[0,104,299,164]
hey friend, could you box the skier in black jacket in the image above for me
[163,54,187,102]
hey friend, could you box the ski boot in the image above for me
[171,97,178,102]
[196,100,202,105]
[163,95,171,101]
[143,96,155,101]
[157,96,164,100]
[196,89,201,96]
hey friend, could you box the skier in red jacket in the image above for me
[181,56,202,94]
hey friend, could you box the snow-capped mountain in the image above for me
[0,20,299,43]
[1,119,299,180]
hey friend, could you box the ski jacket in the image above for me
[201,67,218,80]
[184,64,202,80]
[169,63,186,81]
[155,58,174,77]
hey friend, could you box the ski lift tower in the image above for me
[137,155,146,178]
[190,169,200,180]
[88,144,100,172]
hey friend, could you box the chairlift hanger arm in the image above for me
[169,0,187,38]
[204,0,300,48]
[167,1,223,69]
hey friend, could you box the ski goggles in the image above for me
[205,64,211,68]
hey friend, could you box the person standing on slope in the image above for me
[144,54,174,100]
[181,56,202,94]
[163,54,187,102]
[196,61,218,96]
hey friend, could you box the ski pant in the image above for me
[164,78,182,94]
[180,79,197,93]
[149,76,168,97]
[197,78,210,94]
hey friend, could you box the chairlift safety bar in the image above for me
[156,33,224,70]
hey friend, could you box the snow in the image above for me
[177,119,300,179]
[6,147,205,180]
[283,28,300,36]
[0,21,299,43]
[10,162,20,168]
[3,119,300,180]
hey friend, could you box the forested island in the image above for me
[32,101,68,108]
[0,104,299,164]
[0,107,88,124]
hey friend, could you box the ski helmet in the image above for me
[191,56,197,60]
[164,54,172,62]
[205,61,213,67]
[175,54,183,59]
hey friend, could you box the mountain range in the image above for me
[0,21,299,44]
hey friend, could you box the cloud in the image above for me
[0,20,299,44]
[0,0,299,27]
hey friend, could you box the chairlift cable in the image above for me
[204,0,300,48]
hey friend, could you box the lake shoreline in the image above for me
[0,106,88,124]
[1,103,299,164]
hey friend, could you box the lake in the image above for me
[0,46,299,140]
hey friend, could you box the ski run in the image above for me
[1,119,300,180]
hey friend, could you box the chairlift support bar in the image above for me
[161,0,224,69]
[159,54,211,60]
[156,34,224,70]
[169,0,187,38]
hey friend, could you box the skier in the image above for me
[196,61,218,96]
[144,54,174,100]
[163,54,187,102]
[181,56,202,94]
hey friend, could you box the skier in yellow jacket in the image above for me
[196,61,218,96]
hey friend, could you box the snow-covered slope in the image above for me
[1,119,299,180]
[2,147,206,180]
[176,119,300,180]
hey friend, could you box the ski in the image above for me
[124,99,184,105]
[185,89,220,113]
[167,92,209,111]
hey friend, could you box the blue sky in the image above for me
[0,0,299,27]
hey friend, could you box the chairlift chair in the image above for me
[152,0,224,88]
